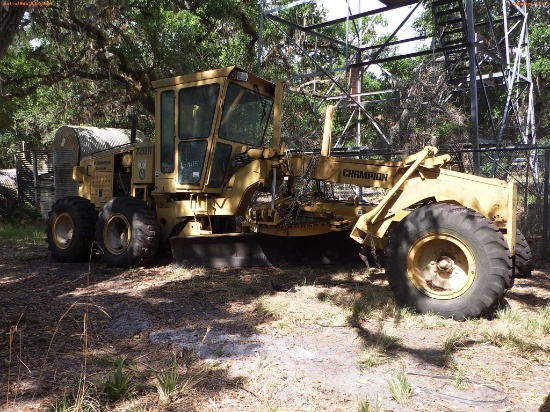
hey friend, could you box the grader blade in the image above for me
[170,232,364,268]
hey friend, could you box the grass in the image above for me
[104,357,135,401]
[0,221,45,245]
[356,347,388,371]
[440,329,469,367]
[454,366,469,390]
[153,353,180,403]
[419,312,446,329]
[374,325,401,351]
[49,382,101,412]
[356,325,401,371]
[482,305,550,359]
[256,285,349,326]
[161,265,207,280]
[357,398,381,412]
[351,300,370,320]
[4,230,550,411]
[169,351,211,394]
[523,304,550,335]
[482,328,542,357]
[387,368,412,404]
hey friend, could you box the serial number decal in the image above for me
[135,146,152,155]
[342,169,389,182]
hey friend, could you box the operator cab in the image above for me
[152,66,275,195]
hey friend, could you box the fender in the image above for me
[367,177,509,248]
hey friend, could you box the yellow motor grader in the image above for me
[46,66,528,319]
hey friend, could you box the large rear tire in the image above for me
[385,203,511,319]
[46,196,98,262]
[514,229,533,278]
[96,197,160,268]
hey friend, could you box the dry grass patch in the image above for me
[440,329,469,368]
[356,324,401,371]
[387,368,412,404]
[482,305,550,360]
[255,284,350,327]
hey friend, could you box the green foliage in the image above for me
[0,222,44,245]
[441,329,468,367]
[153,354,180,403]
[104,357,135,402]
[0,198,41,225]
[357,398,381,412]
[387,368,412,404]
[0,0,261,149]
[48,382,101,412]
[530,22,550,79]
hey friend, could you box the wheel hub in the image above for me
[407,233,475,299]
[104,214,131,255]
[53,212,74,249]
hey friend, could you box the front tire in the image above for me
[46,196,98,262]
[385,203,511,319]
[96,197,160,268]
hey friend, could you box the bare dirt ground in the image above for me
[1,236,550,412]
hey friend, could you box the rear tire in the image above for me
[514,229,533,278]
[385,203,511,319]
[46,196,98,262]
[96,197,160,268]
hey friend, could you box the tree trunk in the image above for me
[0,6,27,61]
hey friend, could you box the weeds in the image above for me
[153,353,180,403]
[351,300,370,320]
[495,307,522,323]
[454,366,469,390]
[392,307,417,326]
[374,325,401,351]
[357,397,381,412]
[524,304,550,335]
[49,382,101,412]
[441,329,468,367]
[483,328,542,357]
[173,351,210,394]
[420,312,446,329]
[387,368,412,404]
[0,200,41,225]
[356,348,387,371]
[104,357,135,401]
[356,325,401,371]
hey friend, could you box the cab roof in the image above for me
[151,66,274,90]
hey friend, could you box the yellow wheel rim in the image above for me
[407,233,476,299]
[104,214,131,255]
[53,212,74,250]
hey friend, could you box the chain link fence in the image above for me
[445,146,549,266]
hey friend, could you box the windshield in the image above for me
[179,83,220,139]
[219,82,273,147]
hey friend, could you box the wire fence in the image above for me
[448,146,550,265]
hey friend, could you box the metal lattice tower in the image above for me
[258,0,535,176]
